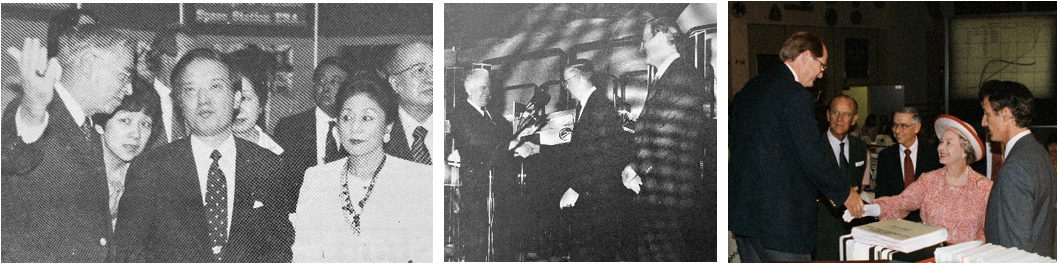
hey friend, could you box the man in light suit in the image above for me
[729,31,864,262]
[448,68,514,261]
[381,42,433,165]
[874,107,942,222]
[557,61,637,261]
[110,48,293,262]
[1,25,134,262]
[271,57,348,212]
[621,17,713,261]
[812,95,870,261]
[980,80,1056,259]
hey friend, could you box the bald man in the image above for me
[448,69,514,261]
[381,43,434,165]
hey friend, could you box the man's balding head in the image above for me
[383,42,433,114]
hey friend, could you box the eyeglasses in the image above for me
[814,57,827,72]
[390,63,432,78]
[892,122,917,130]
[827,109,854,119]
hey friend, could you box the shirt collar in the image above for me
[189,133,237,162]
[826,130,847,146]
[655,53,681,79]
[154,78,172,95]
[399,107,431,128]
[899,137,919,153]
[1004,130,1033,159]
[783,62,800,83]
[54,82,87,126]
[577,87,597,110]
[466,99,486,116]
[315,107,333,122]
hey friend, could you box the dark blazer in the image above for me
[729,63,850,254]
[272,108,317,212]
[384,110,431,164]
[1,96,111,262]
[567,89,635,206]
[631,56,713,261]
[874,138,941,222]
[448,100,513,194]
[984,134,1057,259]
[109,138,294,262]
[813,133,869,260]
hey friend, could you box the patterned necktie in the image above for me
[80,117,97,141]
[481,107,494,124]
[324,121,348,163]
[839,142,849,176]
[205,150,228,261]
[903,148,915,187]
[410,126,431,165]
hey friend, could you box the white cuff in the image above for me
[14,107,48,143]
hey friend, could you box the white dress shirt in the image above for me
[899,138,920,172]
[315,107,337,165]
[466,99,488,118]
[398,108,434,158]
[16,82,84,143]
[253,125,284,155]
[154,79,175,142]
[784,62,800,83]
[189,134,237,233]
[654,53,681,80]
[826,132,850,167]
[575,86,597,119]
[1004,130,1033,159]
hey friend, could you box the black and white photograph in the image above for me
[1,3,432,262]
[443,3,719,262]
[727,1,1056,263]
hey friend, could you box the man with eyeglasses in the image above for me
[812,95,871,261]
[874,107,941,223]
[730,31,863,262]
[381,42,433,165]
[2,24,135,262]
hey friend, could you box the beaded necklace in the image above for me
[340,156,386,235]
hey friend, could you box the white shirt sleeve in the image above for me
[14,107,49,143]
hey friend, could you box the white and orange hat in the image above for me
[934,114,985,162]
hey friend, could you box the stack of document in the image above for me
[851,219,948,253]
[934,241,1057,263]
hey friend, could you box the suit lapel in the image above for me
[821,134,840,169]
[228,140,255,258]
[170,140,210,257]
[385,119,410,159]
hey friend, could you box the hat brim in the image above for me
[934,114,984,162]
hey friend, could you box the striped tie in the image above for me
[410,126,431,165]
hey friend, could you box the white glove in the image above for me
[843,204,882,222]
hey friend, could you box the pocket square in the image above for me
[253,200,265,209]
[855,161,865,167]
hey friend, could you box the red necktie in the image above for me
[903,148,915,187]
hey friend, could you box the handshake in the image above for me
[842,204,882,222]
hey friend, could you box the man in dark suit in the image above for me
[110,48,292,262]
[143,24,196,144]
[1,26,135,262]
[980,80,1056,259]
[812,95,871,260]
[729,31,864,262]
[381,42,433,165]
[621,17,713,262]
[448,68,514,261]
[271,57,348,212]
[874,107,941,222]
[557,62,636,261]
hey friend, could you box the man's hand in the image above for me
[844,190,865,218]
[512,142,540,158]
[7,38,61,127]
[622,165,642,194]
[559,187,579,209]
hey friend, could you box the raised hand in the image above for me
[844,190,865,218]
[6,38,62,126]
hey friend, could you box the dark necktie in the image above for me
[903,148,915,187]
[205,150,228,261]
[324,121,348,163]
[410,126,431,165]
[80,117,97,141]
[839,142,849,176]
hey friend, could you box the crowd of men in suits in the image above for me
[1,9,434,262]
[448,17,716,262]
[730,31,1056,262]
